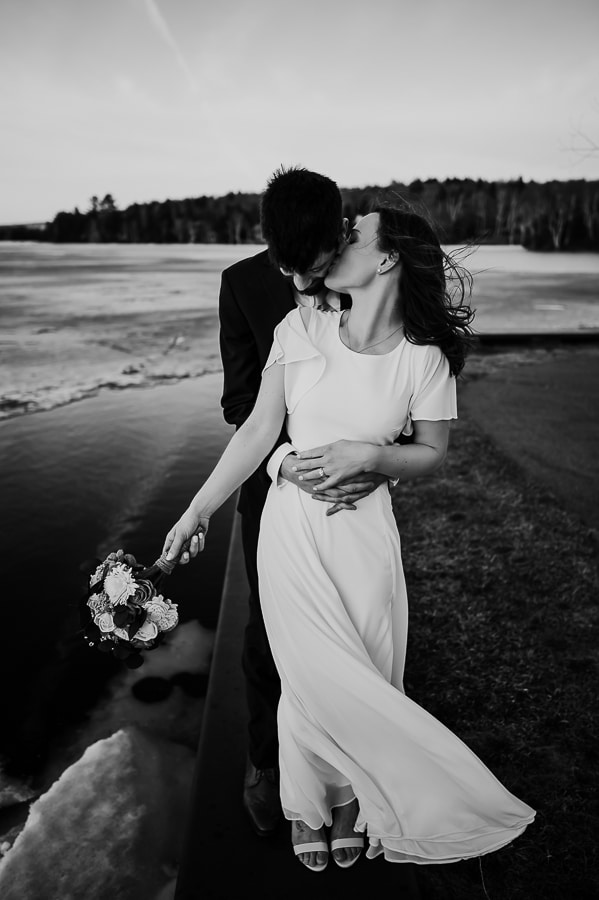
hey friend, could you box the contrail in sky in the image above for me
[138,0,262,181]
[142,0,198,92]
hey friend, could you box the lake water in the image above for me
[0,241,598,779]
[1,241,598,421]
[0,376,235,778]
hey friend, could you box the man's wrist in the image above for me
[266,442,296,486]
[278,452,299,481]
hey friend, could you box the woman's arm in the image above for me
[163,362,286,561]
[293,420,450,492]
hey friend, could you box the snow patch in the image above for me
[0,727,194,900]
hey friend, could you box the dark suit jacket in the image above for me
[218,249,350,517]
[218,250,296,516]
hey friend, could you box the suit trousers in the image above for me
[240,507,281,770]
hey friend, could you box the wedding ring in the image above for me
[318,467,325,478]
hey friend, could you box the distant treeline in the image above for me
[2,178,599,251]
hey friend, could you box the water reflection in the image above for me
[0,375,235,777]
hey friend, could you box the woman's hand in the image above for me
[163,508,210,565]
[292,440,377,492]
[280,451,370,514]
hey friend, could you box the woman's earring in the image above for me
[378,252,399,273]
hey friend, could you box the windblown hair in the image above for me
[375,204,475,376]
[260,166,343,273]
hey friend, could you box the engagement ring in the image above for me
[318,467,326,478]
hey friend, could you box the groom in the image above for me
[218,166,385,836]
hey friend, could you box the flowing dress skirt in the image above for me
[257,482,535,864]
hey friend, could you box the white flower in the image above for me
[113,626,131,641]
[87,592,109,615]
[144,595,179,633]
[133,578,155,604]
[133,620,159,642]
[95,611,116,633]
[89,563,106,587]
[104,563,137,605]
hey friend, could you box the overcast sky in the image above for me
[1,0,598,223]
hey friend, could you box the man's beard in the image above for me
[296,275,326,296]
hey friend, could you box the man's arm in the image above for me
[292,422,449,491]
[218,268,262,429]
[282,430,413,515]
[219,265,293,503]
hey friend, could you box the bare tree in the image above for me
[568,128,599,159]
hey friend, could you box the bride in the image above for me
[163,205,535,872]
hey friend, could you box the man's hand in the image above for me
[316,471,387,515]
[280,446,386,516]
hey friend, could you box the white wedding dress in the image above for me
[256,307,535,864]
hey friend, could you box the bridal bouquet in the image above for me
[80,549,179,669]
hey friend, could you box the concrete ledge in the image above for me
[174,511,423,899]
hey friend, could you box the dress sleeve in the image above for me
[261,308,326,413]
[263,318,287,371]
[410,345,457,422]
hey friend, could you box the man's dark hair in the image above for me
[260,165,343,273]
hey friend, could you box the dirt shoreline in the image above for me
[460,341,599,535]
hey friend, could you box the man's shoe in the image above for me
[243,757,282,837]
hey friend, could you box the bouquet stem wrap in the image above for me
[148,553,178,576]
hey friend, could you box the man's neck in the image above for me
[293,287,340,311]
[293,287,318,307]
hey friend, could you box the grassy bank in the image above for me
[393,403,599,899]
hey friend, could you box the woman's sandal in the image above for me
[330,835,364,869]
[293,840,329,872]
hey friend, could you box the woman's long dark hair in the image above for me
[375,204,475,376]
